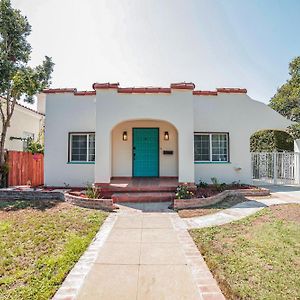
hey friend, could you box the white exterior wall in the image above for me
[112,120,178,177]
[2,105,44,151]
[193,93,292,184]
[95,89,194,183]
[44,87,292,187]
[44,94,95,187]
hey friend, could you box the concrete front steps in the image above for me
[112,192,175,203]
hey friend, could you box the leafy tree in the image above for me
[269,56,300,122]
[0,0,53,182]
[252,57,300,152]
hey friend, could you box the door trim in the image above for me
[132,127,160,177]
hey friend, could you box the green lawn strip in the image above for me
[0,201,108,300]
[190,205,300,300]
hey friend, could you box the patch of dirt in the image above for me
[0,200,66,220]
[268,204,300,223]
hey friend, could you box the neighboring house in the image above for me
[43,82,292,187]
[0,100,45,151]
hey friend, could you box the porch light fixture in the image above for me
[164,131,169,141]
[122,131,128,141]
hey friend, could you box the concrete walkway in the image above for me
[53,202,225,300]
[184,191,300,229]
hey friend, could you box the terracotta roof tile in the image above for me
[170,82,195,90]
[74,91,96,96]
[216,88,247,94]
[43,88,76,94]
[92,83,119,89]
[118,87,171,94]
[193,90,218,96]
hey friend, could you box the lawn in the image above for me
[0,200,108,300]
[190,204,300,300]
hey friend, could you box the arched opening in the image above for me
[111,119,178,178]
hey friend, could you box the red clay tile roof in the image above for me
[216,88,247,94]
[193,90,218,96]
[170,82,195,90]
[92,83,119,89]
[43,88,76,94]
[118,87,171,94]
[42,84,248,96]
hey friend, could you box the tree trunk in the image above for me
[0,122,8,186]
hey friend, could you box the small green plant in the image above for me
[211,177,227,192]
[197,180,208,188]
[86,184,101,199]
[175,185,194,199]
[63,182,70,189]
[231,181,242,188]
[27,139,44,154]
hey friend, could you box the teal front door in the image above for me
[133,128,159,177]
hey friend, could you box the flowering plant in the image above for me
[175,185,194,199]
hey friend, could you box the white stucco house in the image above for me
[42,82,291,188]
[0,99,45,151]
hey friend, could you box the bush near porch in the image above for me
[0,200,108,300]
[190,204,300,300]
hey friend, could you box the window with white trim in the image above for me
[194,133,229,162]
[69,133,95,162]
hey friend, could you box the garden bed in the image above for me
[0,200,108,300]
[190,204,300,299]
[178,193,246,218]
[64,192,114,211]
[173,186,270,210]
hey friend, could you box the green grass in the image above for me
[190,204,300,300]
[0,200,108,300]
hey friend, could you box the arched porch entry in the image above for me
[111,119,178,179]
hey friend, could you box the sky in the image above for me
[11,0,300,104]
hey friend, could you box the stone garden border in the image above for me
[64,193,114,211]
[173,188,270,210]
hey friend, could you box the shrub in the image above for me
[211,177,226,192]
[197,180,208,188]
[175,185,194,199]
[86,184,101,199]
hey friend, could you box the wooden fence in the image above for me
[7,151,44,187]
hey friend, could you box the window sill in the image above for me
[67,162,95,165]
[194,161,231,164]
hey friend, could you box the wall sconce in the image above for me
[164,131,169,141]
[122,131,128,141]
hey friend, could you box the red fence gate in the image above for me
[7,151,44,187]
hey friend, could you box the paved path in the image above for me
[54,202,225,300]
[184,189,300,229]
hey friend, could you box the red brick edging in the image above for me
[174,188,270,210]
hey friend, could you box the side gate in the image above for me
[251,152,300,185]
